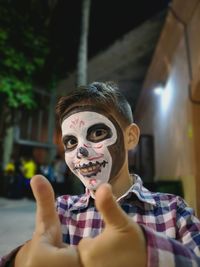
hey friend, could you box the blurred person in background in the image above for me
[54,154,68,196]
[22,155,37,198]
[3,154,24,199]
[39,159,55,186]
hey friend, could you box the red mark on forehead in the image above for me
[69,117,85,129]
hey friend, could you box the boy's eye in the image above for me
[88,129,109,141]
[87,124,112,142]
[63,136,78,150]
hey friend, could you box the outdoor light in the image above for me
[153,80,172,113]
[153,84,165,95]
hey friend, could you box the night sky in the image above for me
[1,0,171,81]
[47,0,171,77]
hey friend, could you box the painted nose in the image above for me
[77,147,89,159]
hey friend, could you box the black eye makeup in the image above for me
[87,123,112,142]
[62,135,78,151]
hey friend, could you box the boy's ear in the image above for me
[124,123,140,150]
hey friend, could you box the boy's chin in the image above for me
[85,179,105,191]
[86,183,100,191]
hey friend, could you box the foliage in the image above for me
[0,0,50,109]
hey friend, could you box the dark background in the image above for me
[47,0,171,77]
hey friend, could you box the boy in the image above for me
[1,81,200,267]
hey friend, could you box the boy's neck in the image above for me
[89,172,134,200]
[109,170,134,199]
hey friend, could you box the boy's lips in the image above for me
[74,160,108,177]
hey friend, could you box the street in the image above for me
[0,197,35,256]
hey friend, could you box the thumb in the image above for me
[95,183,130,229]
[31,175,61,238]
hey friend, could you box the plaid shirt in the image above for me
[57,175,200,267]
[1,175,200,267]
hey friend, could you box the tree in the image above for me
[0,0,50,167]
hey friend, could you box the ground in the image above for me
[0,197,35,256]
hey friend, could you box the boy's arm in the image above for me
[0,246,22,267]
[142,225,200,267]
[0,175,81,267]
[78,183,200,267]
[143,196,200,267]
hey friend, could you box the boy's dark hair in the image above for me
[56,81,133,128]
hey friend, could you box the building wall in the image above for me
[190,5,200,219]
[134,0,200,216]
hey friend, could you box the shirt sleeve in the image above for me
[141,196,200,267]
[142,225,200,267]
[0,246,22,267]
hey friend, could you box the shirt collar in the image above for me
[120,174,157,206]
[70,174,156,211]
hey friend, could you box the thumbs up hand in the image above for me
[13,177,146,267]
[78,183,147,267]
[14,175,81,267]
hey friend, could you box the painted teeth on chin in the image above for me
[81,165,99,173]
[81,161,100,168]
[81,164,104,177]
[79,161,100,170]
[74,160,108,171]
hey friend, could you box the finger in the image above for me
[31,175,60,234]
[95,183,130,229]
[78,237,94,253]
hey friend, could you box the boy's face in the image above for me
[61,108,125,191]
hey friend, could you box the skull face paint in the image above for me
[61,111,119,191]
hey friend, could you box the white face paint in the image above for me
[61,111,117,191]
